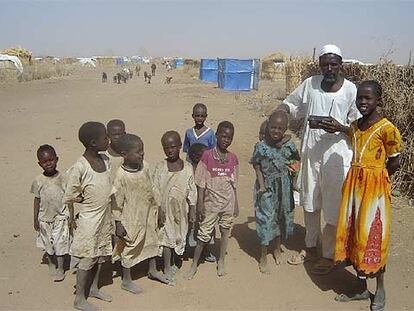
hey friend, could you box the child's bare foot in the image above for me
[121,280,143,295]
[187,265,198,280]
[148,271,170,284]
[74,298,98,311]
[89,289,112,302]
[54,269,65,282]
[371,287,386,311]
[273,248,282,266]
[259,256,270,274]
[335,290,370,302]
[217,261,226,277]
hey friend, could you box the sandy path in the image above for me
[0,66,412,310]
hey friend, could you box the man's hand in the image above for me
[115,221,127,238]
[319,117,348,133]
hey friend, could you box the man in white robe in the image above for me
[279,44,360,274]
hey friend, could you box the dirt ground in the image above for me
[0,65,413,311]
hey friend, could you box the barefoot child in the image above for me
[186,143,214,258]
[31,144,72,282]
[112,134,169,294]
[64,122,113,311]
[183,103,216,154]
[183,103,217,261]
[250,112,300,273]
[105,119,126,182]
[153,131,197,283]
[104,119,126,242]
[334,81,401,310]
[188,121,239,279]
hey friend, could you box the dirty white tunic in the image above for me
[31,172,70,255]
[63,156,113,258]
[283,75,360,225]
[112,162,159,268]
[102,150,124,221]
[152,160,197,256]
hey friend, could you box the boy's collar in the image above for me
[212,148,229,163]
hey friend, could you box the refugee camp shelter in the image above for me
[199,59,218,83]
[175,58,184,67]
[0,54,24,80]
[78,58,97,67]
[218,58,259,91]
[261,51,286,81]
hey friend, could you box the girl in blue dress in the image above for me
[250,111,300,273]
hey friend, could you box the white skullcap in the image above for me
[319,44,342,58]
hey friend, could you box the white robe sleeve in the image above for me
[283,79,308,120]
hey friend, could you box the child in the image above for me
[104,119,126,232]
[187,121,239,279]
[152,131,197,283]
[31,144,71,282]
[250,112,300,273]
[183,103,216,154]
[112,134,169,294]
[64,122,113,311]
[105,119,126,182]
[333,81,401,310]
[258,120,268,142]
[186,143,216,262]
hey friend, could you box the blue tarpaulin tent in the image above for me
[199,59,218,83]
[116,58,125,65]
[218,58,260,91]
[175,58,184,67]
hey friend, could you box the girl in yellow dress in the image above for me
[334,81,402,311]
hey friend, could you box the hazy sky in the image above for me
[1,0,413,64]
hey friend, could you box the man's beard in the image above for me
[323,73,337,83]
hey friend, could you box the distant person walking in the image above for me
[135,64,141,76]
[151,63,156,76]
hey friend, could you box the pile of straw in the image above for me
[19,62,73,81]
[290,60,414,197]
[96,57,116,66]
[285,57,312,95]
[1,46,32,64]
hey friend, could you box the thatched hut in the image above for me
[1,46,32,65]
[261,51,287,81]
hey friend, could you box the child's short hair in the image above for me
[161,130,182,145]
[117,134,142,153]
[359,80,382,99]
[107,119,125,131]
[188,143,207,162]
[193,103,207,114]
[37,144,57,159]
[259,120,268,132]
[217,121,234,134]
[78,121,106,148]
[269,110,289,126]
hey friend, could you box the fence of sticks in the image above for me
[285,60,414,198]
